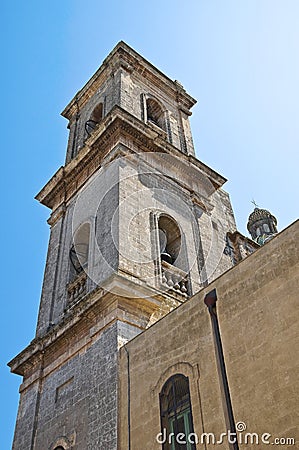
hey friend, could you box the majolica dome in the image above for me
[247,208,277,231]
[247,207,278,244]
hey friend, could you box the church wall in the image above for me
[31,323,118,450]
[181,111,195,155]
[93,171,120,287]
[36,164,121,337]
[118,159,204,294]
[118,281,227,449]
[205,189,237,283]
[50,205,76,328]
[36,216,65,337]
[12,381,39,450]
[13,299,148,450]
[118,220,299,449]
[117,156,237,296]
[118,160,155,284]
[216,219,299,445]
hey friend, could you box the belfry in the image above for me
[9,42,295,450]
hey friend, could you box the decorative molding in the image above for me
[36,107,226,212]
[8,272,171,379]
[47,204,66,227]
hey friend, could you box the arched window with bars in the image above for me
[159,374,196,450]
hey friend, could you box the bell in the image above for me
[161,252,173,264]
[85,119,98,136]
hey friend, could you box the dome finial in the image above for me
[251,199,260,209]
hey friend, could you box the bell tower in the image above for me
[9,42,237,450]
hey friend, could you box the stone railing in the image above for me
[161,260,189,297]
[67,271,87,304]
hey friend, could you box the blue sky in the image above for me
[1,1,299,447]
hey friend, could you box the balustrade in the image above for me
[161,260,189,297]
[67,271,87,304]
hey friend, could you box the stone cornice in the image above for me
[47,203,66,226]
[61,41,196,121]
[35,106,227,215]
[7,272,175,378]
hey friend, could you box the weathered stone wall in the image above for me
[118,156,236,296]
[37,146,237,339]
[36,41,235,338]
[216,220,299,445]
[118,220,299,449]
[206,188,237,283]
[33,324,118,450]
[36,215,65,337]
[36,164,120,337]
[119,70,194,154]
[118,158,203,294]
[13,291,150,450]
[14,323,122,450]
[12,382,39,450]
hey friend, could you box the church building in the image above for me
[9,42,298,450]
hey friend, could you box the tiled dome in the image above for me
[247,208,277,232]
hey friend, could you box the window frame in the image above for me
[159,374,196,450]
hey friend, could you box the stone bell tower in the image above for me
[9,42,237,449]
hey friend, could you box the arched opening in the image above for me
[85,102,103,136]
[159,374,196,450]
[69,223,90,279]
[158,215,181,266]
[146,98,165,130]
[54,447,65,450]
[157,214,189,296]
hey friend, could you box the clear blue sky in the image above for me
[1,1,298,447]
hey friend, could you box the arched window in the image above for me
[85,102,103,136]
[158,215,181,266]
[146,98,165,130]
[159,374,196,450]
[156,214,189,296]
[263,223,270,233]
[69,223,90,280]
